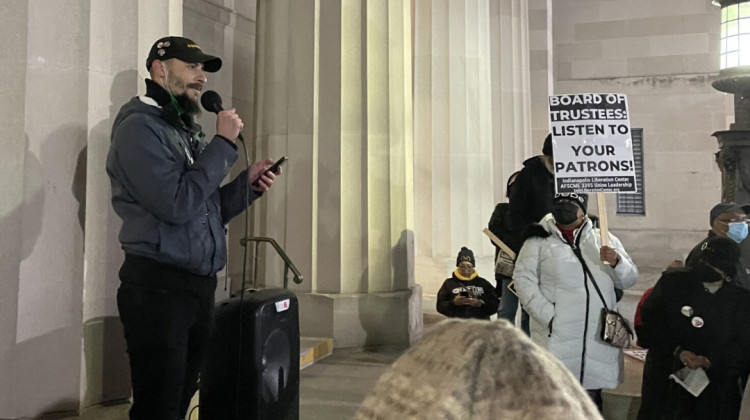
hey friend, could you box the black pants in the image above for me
[117,254,217,420]
[495,273,530,335]
[586,389,603,412]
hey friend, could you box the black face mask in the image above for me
[693,263,724,283]
[552,201,580,225]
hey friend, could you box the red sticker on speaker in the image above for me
[275,299,290,312]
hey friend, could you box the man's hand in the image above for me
[248,159,281,192]
[216,108,243,141]
[600,245,619,266]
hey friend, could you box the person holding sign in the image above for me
[493,134,556,334]
[512,193,638,411]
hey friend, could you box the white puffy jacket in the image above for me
[513,214,638,390]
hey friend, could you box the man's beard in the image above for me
[174,92,201,117]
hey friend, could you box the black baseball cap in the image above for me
[146,36,222,73]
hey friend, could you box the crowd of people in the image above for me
[108,34,750,420]
[431,133,750,419]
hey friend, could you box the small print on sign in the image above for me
[275,299,290,312]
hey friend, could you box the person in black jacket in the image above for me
[493,134,555,332]
[437,247,500,320]
[507,134,556,231]
[637,237,750,420]
[684,202,750,290]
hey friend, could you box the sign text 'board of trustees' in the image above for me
[549,93,637,193]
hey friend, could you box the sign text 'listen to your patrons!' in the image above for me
[549,93,637,193]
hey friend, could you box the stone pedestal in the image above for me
[297,286,423,348]
[713,129,750,204]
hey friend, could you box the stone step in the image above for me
[300,336,334,370]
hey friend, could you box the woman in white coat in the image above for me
[513,193,639,411]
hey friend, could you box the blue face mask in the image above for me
[726,222,748,243]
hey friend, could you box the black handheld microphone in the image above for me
[201,90,244,142]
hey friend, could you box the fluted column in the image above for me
[414,0,531,279]
[251,0,420,347]
[0,0,185,416]
[491,0,533,190]
[0,1,29,416]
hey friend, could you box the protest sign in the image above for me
[549,93,637,193]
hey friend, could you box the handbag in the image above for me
[599,307,633,348]
[568,234,633,349]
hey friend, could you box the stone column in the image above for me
[413,0,532,282]
[6,0,91,415]
[0,0,185,417]
[529,0,552,144]
[250,0,420,347]
[0,1,29,416]
[80,0,145,408]
[491,0,533,178]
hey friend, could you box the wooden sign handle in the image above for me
[482,228,516,260]
[596,192,611,265]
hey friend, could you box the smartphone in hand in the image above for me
[266,156,288,174]
[252,156,287,186]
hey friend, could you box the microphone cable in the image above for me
[234,135,251,420]
[201,90,252,419]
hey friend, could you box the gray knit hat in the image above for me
[355,319,603,420]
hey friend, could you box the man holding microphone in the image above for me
[106,36,280,419]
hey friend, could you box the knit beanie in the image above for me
[700,236,741,276]
[553,192,588,214]
[542,134,552,156]
[355,319,603,420]
[456,247,476,267]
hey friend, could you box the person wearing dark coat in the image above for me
[637,237,750,420]
[437,247,500,320]
[507,134,556,231]
[684,202,750,291]
[494,134,555,332]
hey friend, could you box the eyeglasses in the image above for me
[716,219,750,225]
[554,193,585,205]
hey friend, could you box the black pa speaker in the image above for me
[200,288,300,419]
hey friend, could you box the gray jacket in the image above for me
[107,92,260,275]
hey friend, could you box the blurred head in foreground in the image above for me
[355,318,603,420]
